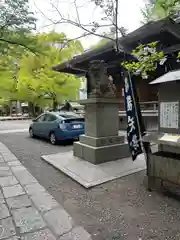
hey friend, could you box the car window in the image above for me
[59,114,77,119]
[36,114,45,122]
[44,114,57,122]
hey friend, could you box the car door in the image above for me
[40,113,58,138]
[32,114,46,136]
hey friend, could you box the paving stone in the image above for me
[59,226,92,240]
[0,163,8,167]
[13,171,37,186]
[7,195,31,210]
[0,176,18,187]
[0,217,16,239]
[0,156,4,163]
[0,170,12,177]
[3,184,25,198]
[21,229,56,240]
[0,166,10,171]
[7,161,21,167]
[0,152,11,157]
[11,166,26,173]
[0,202,10,220]
[12,207,46,233]
[43,208,73,237]
[6,237,20,240]
[24,183,46,196]
[0,189,3,199]
[30,192,59,213]
[3,154,17,162]
[0,199,5,204]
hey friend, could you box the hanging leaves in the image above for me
[141,0,180,23]
[122,41,167,78]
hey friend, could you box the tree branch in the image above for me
[58,17,115,41]
[36,1,115,42]
[0,38,37,54]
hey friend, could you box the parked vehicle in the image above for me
[29,111,85,145]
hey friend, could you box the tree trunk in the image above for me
[9,101,13,116]
[28,103,36,117]
[52,98,58,111]
[35,106,42,116]
[4,105,10,116]
[16,101,22,115]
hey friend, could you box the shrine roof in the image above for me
[53,17,180,75]
[52,41,125,75]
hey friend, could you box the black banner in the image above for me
[123,74,147,161]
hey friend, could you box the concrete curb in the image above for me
[0,117,32,121]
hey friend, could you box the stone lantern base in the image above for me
[73,98,130,164]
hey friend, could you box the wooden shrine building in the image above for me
[53,17,180,109]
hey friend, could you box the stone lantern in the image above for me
[73,60,130,164]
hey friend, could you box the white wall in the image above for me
[78,78,87,100]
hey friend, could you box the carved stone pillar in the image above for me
[73,60,130,164]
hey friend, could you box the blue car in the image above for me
[29,111,85,145]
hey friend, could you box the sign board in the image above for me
[160,101,179,129]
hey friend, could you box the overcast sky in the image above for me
[30,0,146,48]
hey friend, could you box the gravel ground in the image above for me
[0,131,180,240]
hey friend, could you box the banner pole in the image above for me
[126,71,152,191]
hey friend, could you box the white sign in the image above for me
[160,101,179,129]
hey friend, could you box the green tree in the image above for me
[0,51,25,116]
[0,54,19,103]
[17,32,83,113]
[0,0,41,54]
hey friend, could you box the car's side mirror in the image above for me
[32,119,36,122]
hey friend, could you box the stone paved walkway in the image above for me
[0,142,92,240]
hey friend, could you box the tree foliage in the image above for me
[0,53,19,101]
[0,31,83,112]
[0,0,84,113]
[141,0,180,23]
[0,0,41,54]
[16,32,83,109]
[122,41,167,78]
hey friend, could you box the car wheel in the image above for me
[29,128,34,138]
[49,132,57,145]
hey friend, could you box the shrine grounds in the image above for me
[0,120,180,240]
